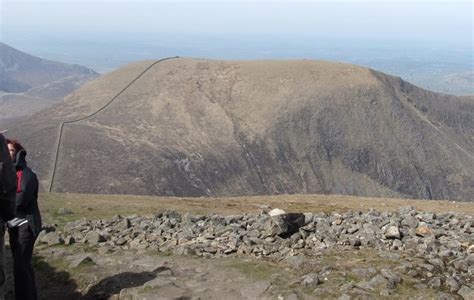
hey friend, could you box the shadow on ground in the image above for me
[4,247,80,300]
[34,255,82,300]
[82,270,157,299]
[5,244,174,300]
[82,266,172,299]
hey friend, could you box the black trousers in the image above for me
[9,224,37,300]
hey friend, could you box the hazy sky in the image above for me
[1,1,472,45]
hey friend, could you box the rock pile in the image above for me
[39,206,473,298]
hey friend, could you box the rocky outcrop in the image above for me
[39,206,473,298]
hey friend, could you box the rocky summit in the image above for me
[34,206,473,299]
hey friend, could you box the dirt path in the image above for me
[16,245,448,300]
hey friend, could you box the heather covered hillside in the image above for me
[9,58,474,201]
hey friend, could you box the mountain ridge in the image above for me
[0,42,99,121]
[8,58,474,201]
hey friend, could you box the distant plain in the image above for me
[3,33,472,95]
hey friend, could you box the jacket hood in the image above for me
[14,149,27,169]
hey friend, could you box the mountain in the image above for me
[8,58,474,201]
[0,42,98,121]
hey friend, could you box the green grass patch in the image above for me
[344,273,360,283]
[223,258,280,281]
[394,281,438,299]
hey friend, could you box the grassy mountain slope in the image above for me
[9,58,474,201]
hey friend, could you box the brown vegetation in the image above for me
[9,59,474,201]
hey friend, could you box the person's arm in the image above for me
[0,135,16,220]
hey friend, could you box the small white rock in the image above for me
[268,208,286,216]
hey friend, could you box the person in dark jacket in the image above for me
[0,134,17,299]
[7,139,41,300]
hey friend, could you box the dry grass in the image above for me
[40,192,473,227]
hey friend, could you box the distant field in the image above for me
[3,34,472,95]
[40,192,474,227]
